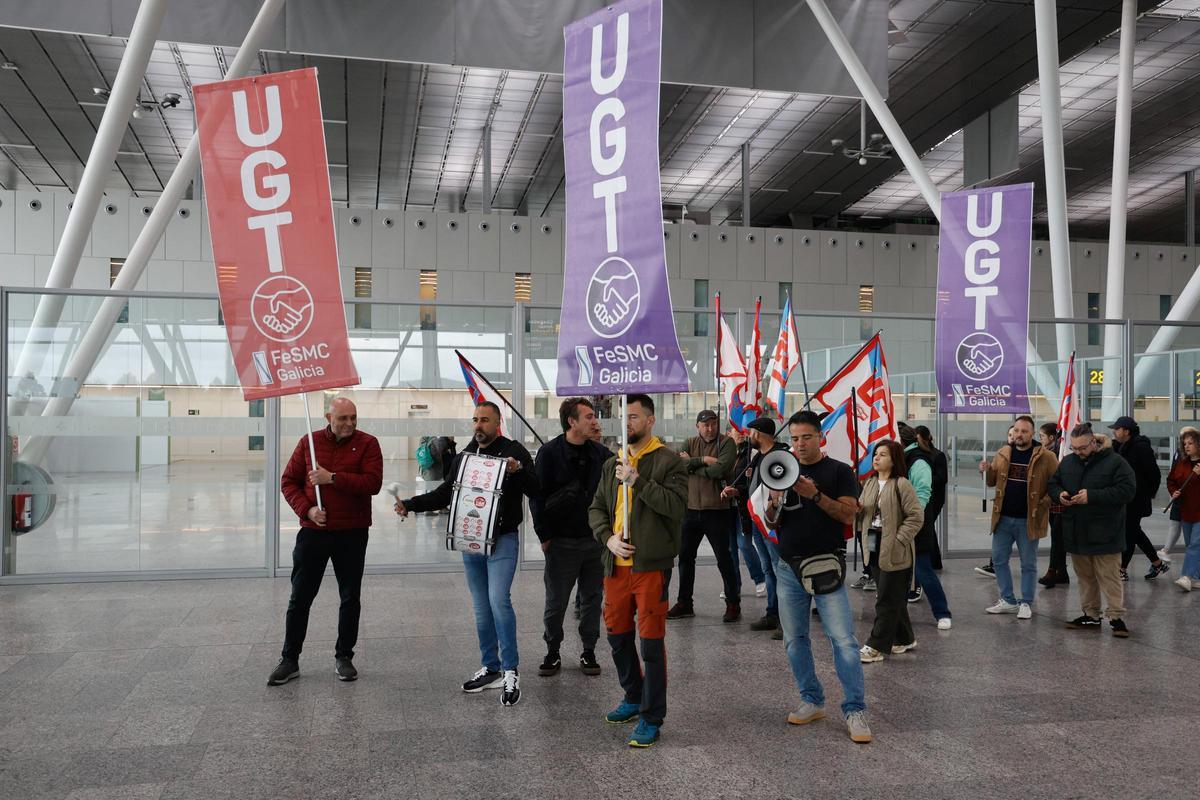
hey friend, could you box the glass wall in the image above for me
[5,288,1199,579]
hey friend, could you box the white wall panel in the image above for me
[793,231,819,283]
[404,210,437,268]
[15,191,54,255]
[468,213,499,271]
[73,256,108,290]
[875,234,900,287]
[709,227,736,279]
[679,226,709,278]
[200,205,213,263]
[147,260,184,293]
[182,261,217,294]
[500,216,532,273]
[1146,245,1172,294]
[0,190,14,253]
[165,201,202,262]
[1171,247,1195,295]
[765,230,792,281]
[452,270,487,302]
[128,200,166,260]
[819,232,846,285]
[335,207,372,266]
[371,210,404,267]
[735,227,765,281]
[795,282,832,312]
[52,193,92,256]
[846,233,873,286]
[91,197,129,258]
[0,253,36,286]
[531,219,562,275]
[662,226,681,278]
[436,213,469,270]
[899,236,925,287]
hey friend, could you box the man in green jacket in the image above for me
[1048,423,1137,637]
[668,409,740,622]
[589,394,687,748]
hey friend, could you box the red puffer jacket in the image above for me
[281,427,384,530]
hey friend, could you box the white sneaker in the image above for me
[1016,603,1032,620]
[986,599,1020,614]
[719,591,726,600]
[890,641,917,655]
[755,582,767,597]
[937,618,952,630]
[1176,576,1193,592]
[1158,549,1172,563]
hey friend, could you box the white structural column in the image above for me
[9,0,168,391]
[741,141,751,225]
[1100,0,1137,419]
[1033,0,1077,364]
[805,0,941,218]
[20,0,287,467]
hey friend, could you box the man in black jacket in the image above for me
[531,398,609,678]
[395,402,540,706]
[1109,416,1169,581]
[1050,423,1137,637]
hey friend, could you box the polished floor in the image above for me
[1,549,1197,799]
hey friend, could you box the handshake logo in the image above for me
[955,332,1004,381]
[251,276,315,343]
[586,257,641,339]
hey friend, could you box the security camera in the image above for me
[161,93,182,109]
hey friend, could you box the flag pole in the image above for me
[715,292,723,430]
[790,291,812,406]
[803,330,883,410]
[849,388,860,570]
[454,349,547,447]
[621,392,629,543]
[301,393,323,510]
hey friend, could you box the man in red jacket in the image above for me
[269,397,383,686]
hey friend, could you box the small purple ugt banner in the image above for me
[935,183,1034,414]
[556,0,689,396]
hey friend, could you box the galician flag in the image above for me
[763,292,801,420]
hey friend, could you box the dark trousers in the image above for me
[676,509,738,605]
[281,527,369,661]
[866,565,914,653]
[1048,513,1066,572]
[542,537,604,653]
[1121,513,1159,568]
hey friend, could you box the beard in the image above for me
[628,429,644,445]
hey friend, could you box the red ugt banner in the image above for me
[194,67,359,401]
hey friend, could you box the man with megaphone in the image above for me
[761,410,872,744]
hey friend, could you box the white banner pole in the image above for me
[302,393,323,510]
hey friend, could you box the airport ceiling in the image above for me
[0,0,1198,241]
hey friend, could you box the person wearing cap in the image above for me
[668,410,741,622]
[1109,416,1169,582]
[723,416,789,636]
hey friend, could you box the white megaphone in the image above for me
[759,450,801,491]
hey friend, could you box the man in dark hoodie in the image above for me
[1109,416,1169,581]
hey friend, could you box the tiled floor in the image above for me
[1,550,1197,799]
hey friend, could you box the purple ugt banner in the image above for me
[935,183,1034,414]
[556,0,689,395]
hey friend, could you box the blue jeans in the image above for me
[774,552,866,715]
[992,516,1038,605]
[752,528,778,617]
[1182,521,1200,580]
[462,531,519,671]
[729,514,765,594]
[914,552,951,619]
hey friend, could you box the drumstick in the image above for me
[1164,472,1196,513]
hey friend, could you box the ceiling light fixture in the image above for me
[0,61,18,71]
[831,101,892,166]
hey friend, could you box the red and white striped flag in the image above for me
[1057,351,1077,438]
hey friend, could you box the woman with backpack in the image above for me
[857,440,924,663]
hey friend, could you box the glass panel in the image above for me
[4,291,267,575]
[278,303,514,568]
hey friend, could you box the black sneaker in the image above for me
[462,667,504,693]
[850,574,870,589]
[771,626,783,640]
[579,650,602,676]
[1120,568,1129,582]
[750,614,779,632]
[666,602,695,619]
[975,562,995,577]
[1110,618,1130,638]
[907,588,923,604]
[335,657,357,682]
[267,658,299,686]
[1065,615,1102,630]
[1144,562,1169,580]
[501,669,521,706]
[538,653,561,677]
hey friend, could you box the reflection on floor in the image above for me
[10,459,1175,575]
[0,558,1197,799]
